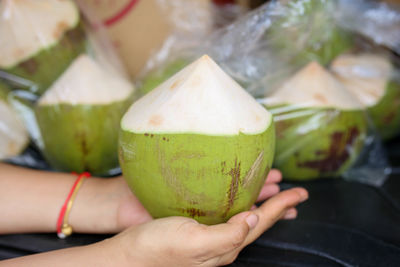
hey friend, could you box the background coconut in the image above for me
[35,55,134,175]
[267,0,353,66]
[138,58,190,96]
[0,81,29,160]
[120,55,275,224]
[262,62,368,180]
[0,0,86,96]
[331,53,400,141]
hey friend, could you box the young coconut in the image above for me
[261,61,367,180]
[0,0,86,95]
[331,54,400,140]
[35,55,135,175]
[120,55,275,224]
[0,82,29,160]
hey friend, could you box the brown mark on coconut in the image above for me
[63,24,86,44]
[174,207,217,218]
[221,161,226,174]
[75,131,90,170]
[275,120,291,138]
[19,58,38,74]
[223,158,241,217]
[383,111,396,125]
[157,139,208,204]
[298,127,360,172]
[242,151,264,188]
[170,150,205,163]
[179,208,206,218]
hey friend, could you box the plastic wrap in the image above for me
[0,0,135,175]
[138,0,400,185]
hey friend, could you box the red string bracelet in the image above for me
[103,0,139,27]
[56,172,91,239]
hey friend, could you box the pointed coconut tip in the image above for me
[38,54,134,106]
[122,55,272,135]
[330,54,392,107]
[331,53,392,79]
[0,0,79,68]
[304,61,326,73]
[264,61,363,110]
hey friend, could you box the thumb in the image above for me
[198,212,258,258]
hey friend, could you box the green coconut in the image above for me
[0,82,29,159]
[35,55,135,175]
[0,0,86,95]
[331,53,400,140]
[268,0,353,66]
[120,55,275,224]
[262,62,367,180]
[138,58,189,96]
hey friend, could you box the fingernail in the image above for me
[283,209,297,220]
[245,214,259,229]
[297,189,308,202]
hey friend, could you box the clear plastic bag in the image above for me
[0,0,135,175]
[137,0,400,185]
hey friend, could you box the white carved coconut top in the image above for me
[0,98,28,159]
[38,55,134,105]
[0,0,79,68]
[331,54,392,107]
[122,55,272,135]
[261,61,363,110]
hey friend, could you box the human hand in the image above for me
[98,187,308,267]
[71,169,286,234]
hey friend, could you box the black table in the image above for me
[1,139,400,266]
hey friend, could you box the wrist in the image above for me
[68,177,123,234]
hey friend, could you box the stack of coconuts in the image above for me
[135,0,400,182]
[263,55,400,180]
[0,0,398,225]
[0,0,135,175]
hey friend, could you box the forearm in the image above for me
[0,163,121,234]
[0,239,124,267]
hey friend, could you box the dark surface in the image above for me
[1,138,400,266]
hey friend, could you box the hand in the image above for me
[72,169,286,233]
[100,187,308,267]
[72,169,287,234]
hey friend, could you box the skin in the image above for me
[0,163,307,266]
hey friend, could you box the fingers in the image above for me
[265,169,282,184]
[282,207,297,220]
[243,187,308,247]
[256,169,283,202]
[196,211,258,258]
[256,183,280,202]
